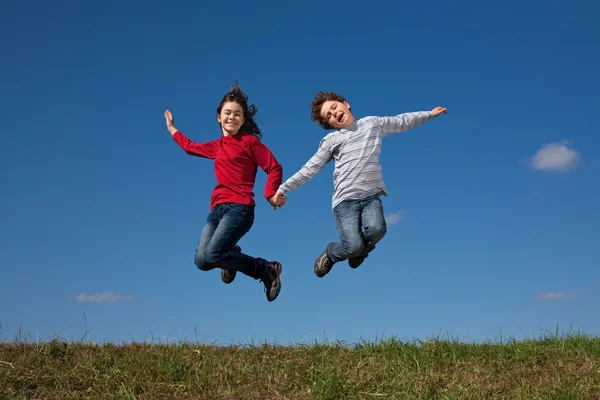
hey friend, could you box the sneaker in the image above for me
[314,243,335,277]
[261,262,282,302]
[348,243,376,269]
[221,245,241,284]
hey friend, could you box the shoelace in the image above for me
[319,253,333,272]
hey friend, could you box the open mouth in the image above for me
[336,113,344,123]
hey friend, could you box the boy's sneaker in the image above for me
[348,243,376,269]
[221,245,241,284]
[261,262,282,302]
[314,243,335,277]
[348,256,365,269]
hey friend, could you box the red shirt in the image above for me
[173,130,283,210]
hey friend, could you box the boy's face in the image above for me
[320,100,355,129]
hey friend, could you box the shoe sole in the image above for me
[221,269,236,284]
[267,262,282,302]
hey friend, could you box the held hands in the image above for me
[431,106,447,117]
[269,191,287,210]
[164,110,178,135]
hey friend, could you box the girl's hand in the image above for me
[431,106,447,117]
[165,110,177,135]
[269,192,287,210]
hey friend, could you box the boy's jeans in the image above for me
[328,195,387,263]
[194,203,269,279]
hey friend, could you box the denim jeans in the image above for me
[194,203,270,279]
[328,195,387,263]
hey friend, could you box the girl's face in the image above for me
[217,101,245,136]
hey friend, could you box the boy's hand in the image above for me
[431,106,447,117]
[165,110,178,135]
[270,192,287,210]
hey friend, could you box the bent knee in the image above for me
[342,241,364,259]
[204,250,225,266]
[194,252,213,271]
[367,223,387,243]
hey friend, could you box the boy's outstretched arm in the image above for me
[378,106,447,137]
[165,110,217,159]
[271,138,333,208]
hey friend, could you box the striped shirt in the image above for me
[278,111,434,209]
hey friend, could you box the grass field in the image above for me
[1,330,599,399]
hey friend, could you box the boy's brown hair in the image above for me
[310,91,348,130]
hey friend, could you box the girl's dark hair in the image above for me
[216,81,261,139]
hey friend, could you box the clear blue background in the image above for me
[1,0,598,344]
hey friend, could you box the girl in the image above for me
[164,83,283,302]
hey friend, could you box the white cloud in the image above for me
[530,141,580,171]
[385,210,405,226]
[69,292,134,303]
[536,292,576,301]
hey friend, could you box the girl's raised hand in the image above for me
[165,110,177,135]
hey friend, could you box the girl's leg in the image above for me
[204,204,271,280]
[194,209,219,271]
[205,203,282,301]
[220,245,241,284]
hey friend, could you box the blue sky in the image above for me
[1,0,598,344]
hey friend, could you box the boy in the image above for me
[271,91,446,277]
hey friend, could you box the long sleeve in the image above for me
[278,137,333,195]
[250,139,283,200]
[172,130,217,159]
[377,111,433,138]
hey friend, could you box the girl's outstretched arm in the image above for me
[165,110,217,159]
[249,139,283,205]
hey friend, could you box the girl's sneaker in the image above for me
[261,262,282,302]
[221,245,241,284]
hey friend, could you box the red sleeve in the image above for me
[172,131,217,159]
[249,138,283,200]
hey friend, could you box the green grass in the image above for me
[1,332,599,399]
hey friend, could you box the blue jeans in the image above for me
[194,203,270,280]
[328,195,387,263]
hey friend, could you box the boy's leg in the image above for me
[349,195,387,268]
[205,203,282,301]
[315,199,365,277]
[362,195,387,246]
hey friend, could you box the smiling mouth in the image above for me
[337,114,344,123]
